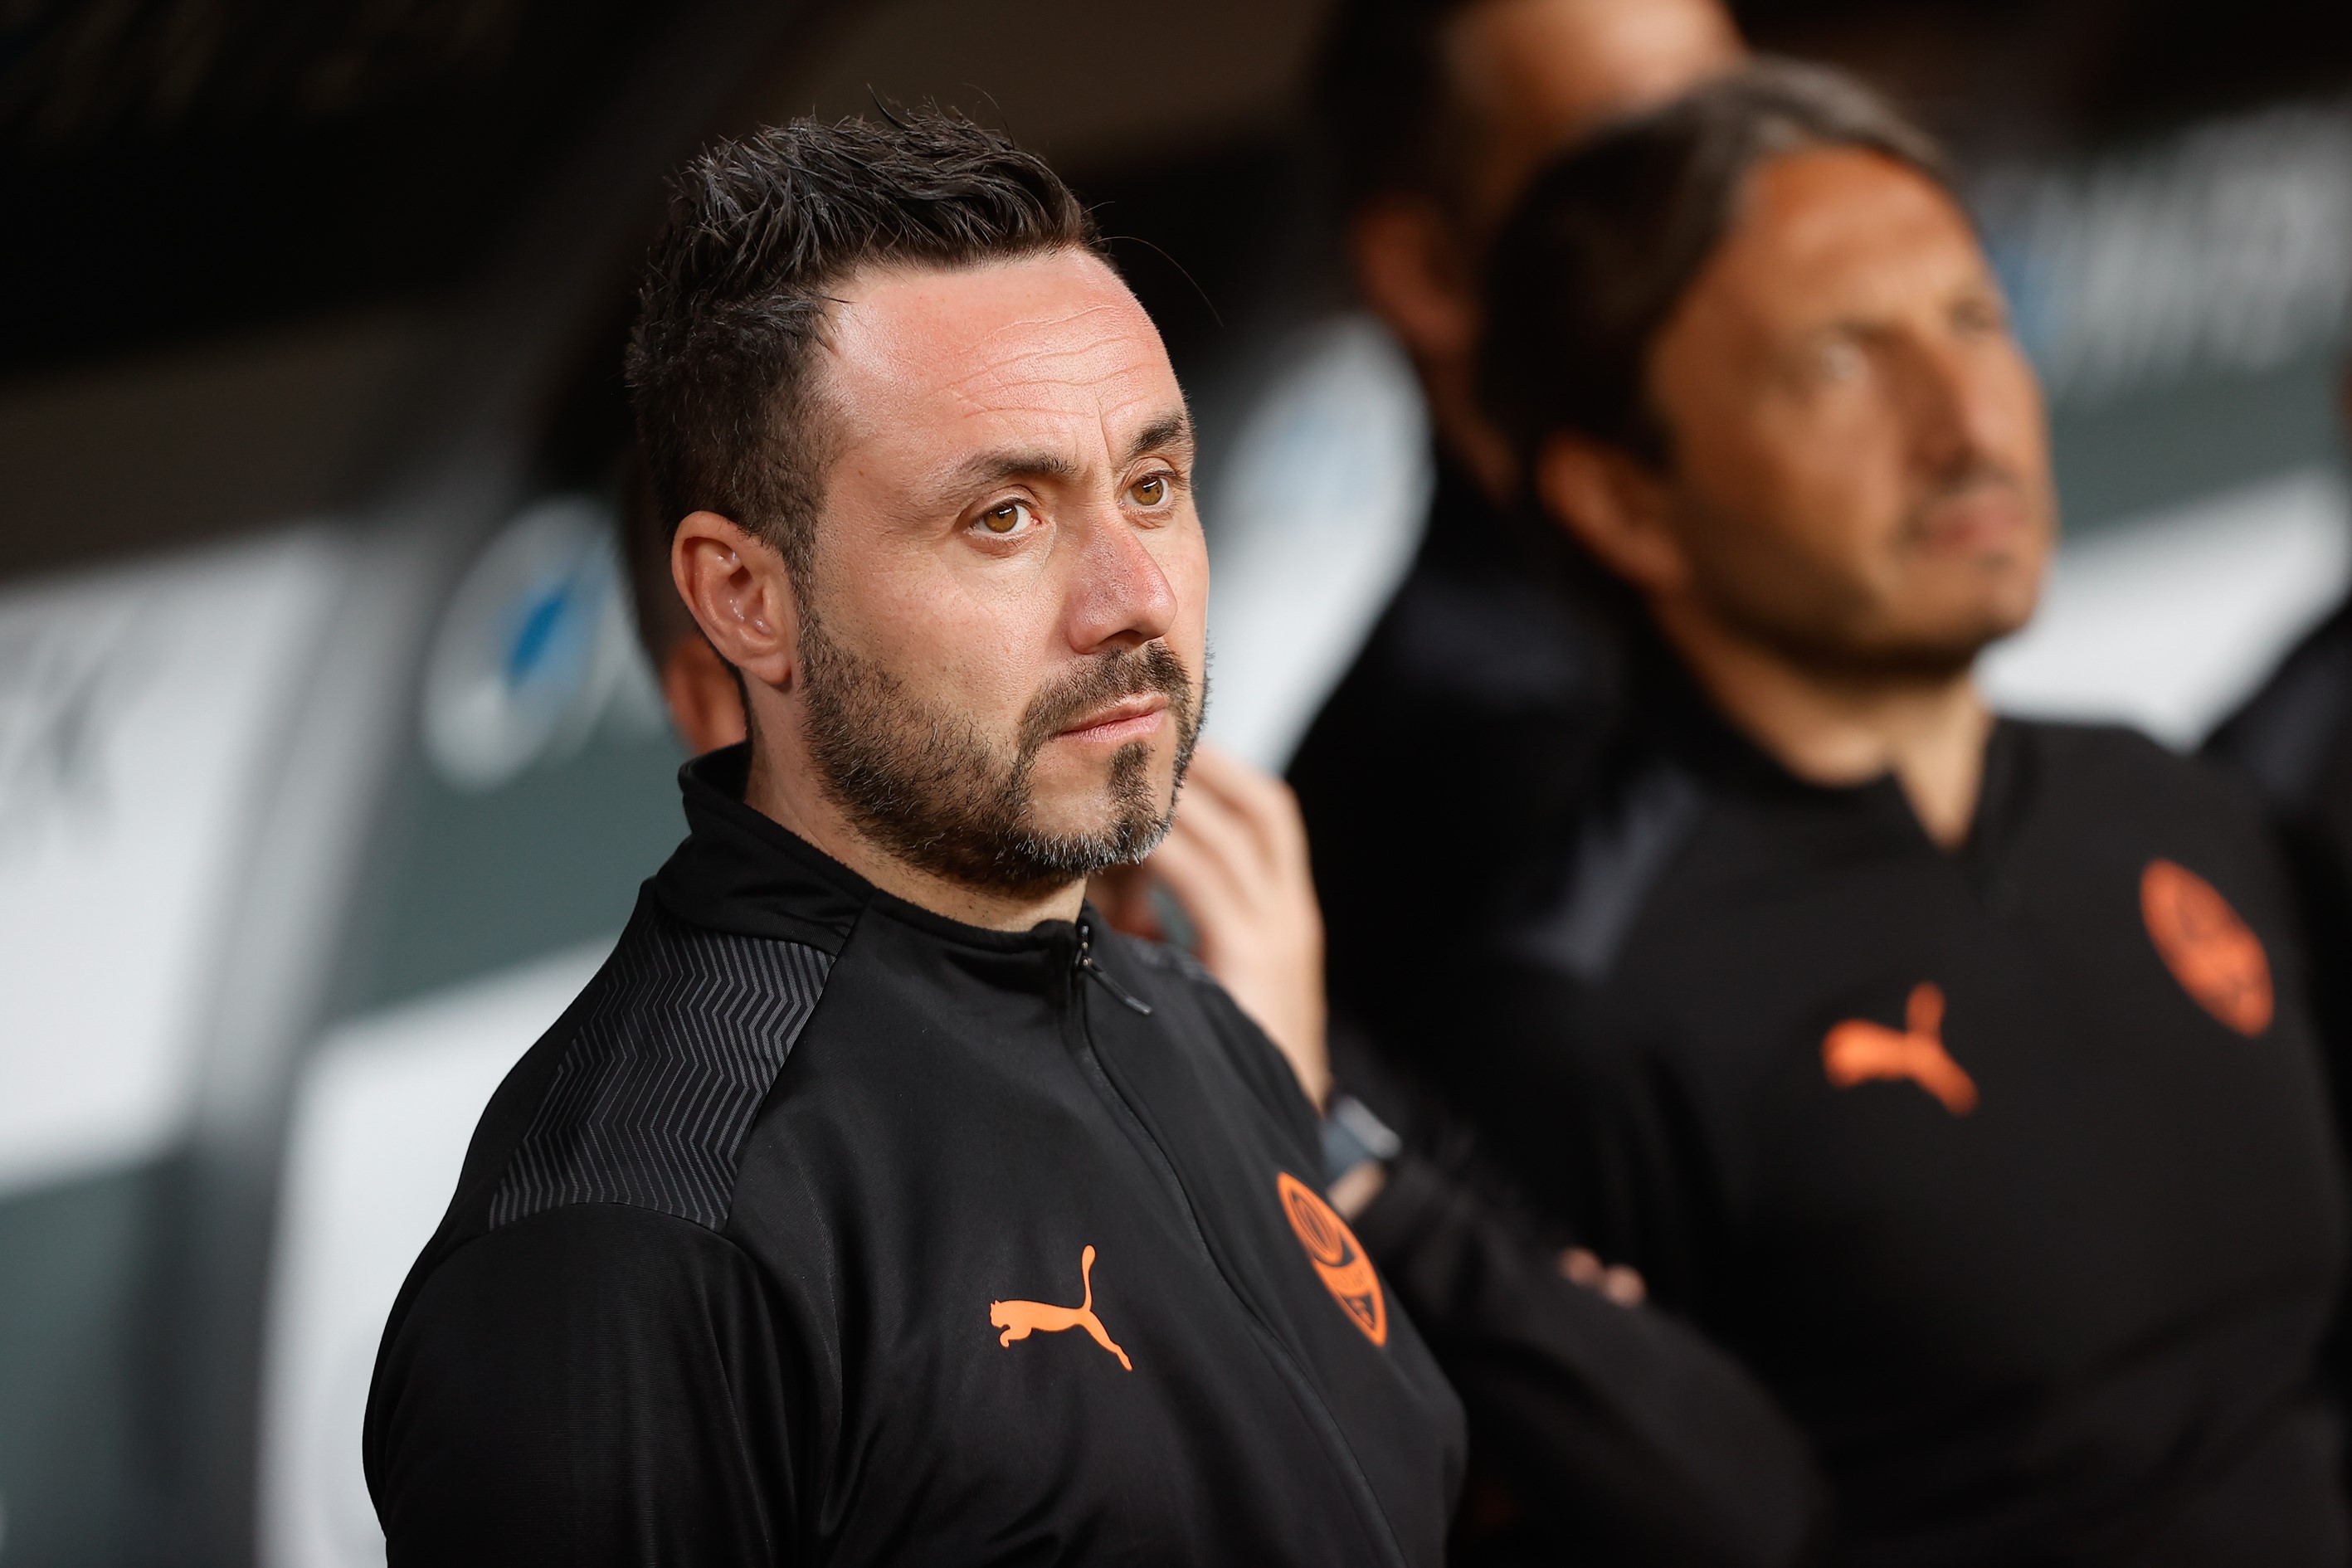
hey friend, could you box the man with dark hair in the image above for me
[1422,62,2350,1561]
[1290,0,1742,1041]
[363,111,1467,1566]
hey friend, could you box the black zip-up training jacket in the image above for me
[363,744,1465,1566]
[1408,643,2348,1564]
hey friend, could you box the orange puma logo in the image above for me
[1823,982,1978,1115]
[990,1245,1132,1371]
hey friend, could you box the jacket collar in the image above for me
[1614,626,2030,861]
[650,744,872,953]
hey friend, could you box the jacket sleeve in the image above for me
[1351,1141,1829,1568]
[365,1204,799,1568]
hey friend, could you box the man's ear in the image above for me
[672,510,799,690]
[1349,196,1478,361]
[1534,432,1689,594]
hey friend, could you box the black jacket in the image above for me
[363,744,1465,1567]
[1406,645,2350,1566]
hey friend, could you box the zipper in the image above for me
[1076,922,1153,1014]
[1060,920,1410,1568]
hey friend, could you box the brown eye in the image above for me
[1130,474,1167,507]
[979,500,1031,535]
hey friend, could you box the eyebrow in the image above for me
[1120,410,1195,470]
[940,408,1196,499]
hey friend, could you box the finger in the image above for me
[1147,826,1250,956]
[1181,747,1302,876]
[1207,749,1313,873]
[1166,779,1270,909]
[1561,1248,1605,1288]
[1602,1265,1647,1307]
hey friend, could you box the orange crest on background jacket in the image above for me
[1278,1172,1387,1345]
[2141,859,2272,1037]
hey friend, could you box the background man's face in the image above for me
[1644,147,2057,673]
[796,249,1209,894]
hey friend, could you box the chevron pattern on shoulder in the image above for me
[489,906,835,1231]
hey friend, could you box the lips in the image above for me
[1057,693,1168,744]
[1914,485,2031,553]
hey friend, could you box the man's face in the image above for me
[793,249,1208,898]
[1643,147,2057,674]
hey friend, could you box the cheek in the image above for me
[819,548,1044,727]
[1687,401,1906,574]
[1774,409,1928,599]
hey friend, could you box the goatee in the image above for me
[799,616,1204,900]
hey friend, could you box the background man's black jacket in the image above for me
[364,746,1464,1567]
[1382,642,2349,1565]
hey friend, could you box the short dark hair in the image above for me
[1478,61,1951,471]
[626,110,1100,583]
[1314,0,1483,213]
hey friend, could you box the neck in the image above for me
[742,739,1086,933]
[1653,597,1993,850]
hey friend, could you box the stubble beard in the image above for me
[1672,468,2045,684]
[797,609,1205,901]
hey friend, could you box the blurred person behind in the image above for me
[366,110,1472,1566]
[1288,0,1744,1032]
[1423,63,2347,1564]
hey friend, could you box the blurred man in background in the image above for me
[1429,64,2348,1562]
[367,111,1471,1566]
[1292,0,1744,1021]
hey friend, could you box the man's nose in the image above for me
[1064,501,1178,654]
[1907,338,2023,483]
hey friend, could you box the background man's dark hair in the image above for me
[1315,0,1483,215]
[1478,61,1951,474]
[626,110,1100,587]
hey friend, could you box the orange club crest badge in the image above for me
[2141,858,2272,1037]
[1278,1171,1387,1346]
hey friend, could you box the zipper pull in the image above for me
[1076,923,1154,1015]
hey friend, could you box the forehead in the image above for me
[1698,146,1987,327]
[820,250,1178,460]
